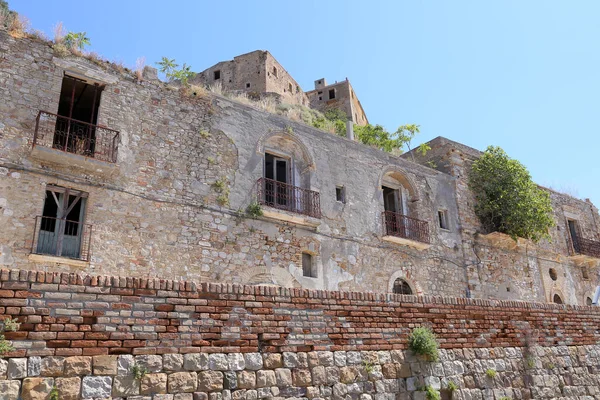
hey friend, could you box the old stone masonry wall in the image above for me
[0,269,600,399]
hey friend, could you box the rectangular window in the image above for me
[288,83,293,93]
[318,96,322,101]
[302,252,316,277]
[246,83,250,88]
[35,186,89,260]
[438,210,449,230]
[336,186,345,203]
[329,89,335,99]
[214,70,221,80]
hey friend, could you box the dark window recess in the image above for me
[318,80,322,84]
[318,96,322,101]
[393,278,412,295]
[302,252,316,277]
[438,210,449,230]
[288,83,293,93]
[329,89,335,99]
[553,294,563,304]
[296,85,300,93]
[587,297,593,306]
[549,268,558,281]
[214,70,221,80]
[273,67,278,77]
[246,83,251,88]
[54,76,104,155]
[582,266,589,280]
[318,91,323,95]
[336,186,345,203]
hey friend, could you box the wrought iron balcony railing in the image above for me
[33,111,120,163]
[382,211,430,244]
[31,216,92,261]
[569,234,600,259]
[256,177,321,219]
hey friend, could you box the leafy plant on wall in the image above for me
[469,146,554,242]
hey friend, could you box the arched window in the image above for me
[553,294,563,304]
[586,297,593,306]
[393,278,413,295]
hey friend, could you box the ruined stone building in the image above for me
[1,31,599,306]
[193,50,368,125]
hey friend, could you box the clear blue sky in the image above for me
[10,0,600,205]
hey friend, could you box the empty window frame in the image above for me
[36,186,89,260]
[553,294,563,304]
[214,70,221,80]
[393,278,412,295]
[288,83,293,93]
[336,186,345,203]
[438,210,449,230]
[272,66,278,77]
[328,89,336,99]
[246,83,251,88]
[302,252,316,277]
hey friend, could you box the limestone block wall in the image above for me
[0,269,600,399]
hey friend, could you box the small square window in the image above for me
[213,70,221,80]
[336,186,345,203]
[329,89,335,99]
[246,83,250,88]
[318,91,323,95]
[288,83,293,93]
[318,96,322,101]
[438,210,449,230]
[302,252,316,277]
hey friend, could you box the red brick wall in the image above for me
[1,269,599,357]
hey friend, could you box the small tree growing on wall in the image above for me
[469,146,554,242]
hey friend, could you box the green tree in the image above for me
[469,146,554,242]
[353,123,424,154]
[63,32,90,51]
[156,57,195,86]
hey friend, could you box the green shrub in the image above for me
[485,368,497,378]
[469,146,554,242]
[425,385,441,400]
[446,380,458,392]
[246,202,263,218]
[49,386,59,400]
[362,360,374,373]
[2,317,20,332]
[0,334,14,355]
[408,326,439,361]
[131,363,149,380]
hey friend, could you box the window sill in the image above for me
[28,253,90,269]
[382,235,431,251]
[31,145,116,173]
[262,207,321,228]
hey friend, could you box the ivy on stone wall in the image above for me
[469,146,554,242]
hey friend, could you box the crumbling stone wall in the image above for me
[305,79,368,125]
[0,269,599,399]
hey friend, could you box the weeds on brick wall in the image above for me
[498,397,511,400]
[284,125,293,134]
[521,327,539,370]
[49,385,59,400]
[246,202,263,218]
[2,317,20,332]
[0,334,14,356]
[131,363,149,380]
[408,326,439,361]
[64,31,90,52]
[212,177,230,206]
[362,360,374,374]
[485,368,497,378]
[424,385,441,400]
[199,130,211,139]
[446,380,458,393]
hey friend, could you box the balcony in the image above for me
[569,234,600,260]
[382,211,431,250]
[256,178,321,226]
[32,110,119,165]
[30,216,92,263]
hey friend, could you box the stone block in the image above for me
[227,353,245,371]
[243,353,263,370]
[155,395,174,400]
[0,380,20,400]
[7,358,27,379]
[55,377,81,400]
[208,354,228,371]
[113,375,140,397]
[262,353,282,369]
[64,356,92,377]
[311,366,326,385]
[193,393,209,400]
[292,368,312,387]
[334,351,347,367]
[168,372,198,393]
[237,371,256,389]
[141,373,168,395]
[21,378,54,400]
[244,390,257,400]
[275,368,292,387]
[318,351,334,366]
[136,355,163,373]
[174,394,193,400]
[197,371,224,392]
[0,359,8,378]
[117,355,135,376]
[93,355,118,375]
[40,357,64,377]
[81,376,112,399]
[164,354,184,372]
[256,370,276,388]
[184,354,209,371]
[223,371,237,390]
[28,357,41,377]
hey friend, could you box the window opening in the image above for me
[549,268,558,281]
[264,153,290,208]
[383,186,405,237]
[318,96,322,101]
[37,186,88,259]
[214,70,221,80]
[568,219,580,252]
[553,294,563,304]
[393,278,412,294]
[582,266,590,280]
[438,210,449,230]
[586,297,593,306]
[246,83,251,88]
[336,186,345,203]
[288,83,293,93]
[54,75,104,157]
[302,252,316,277]
[328,89,335,99]
[272,67,278,77]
